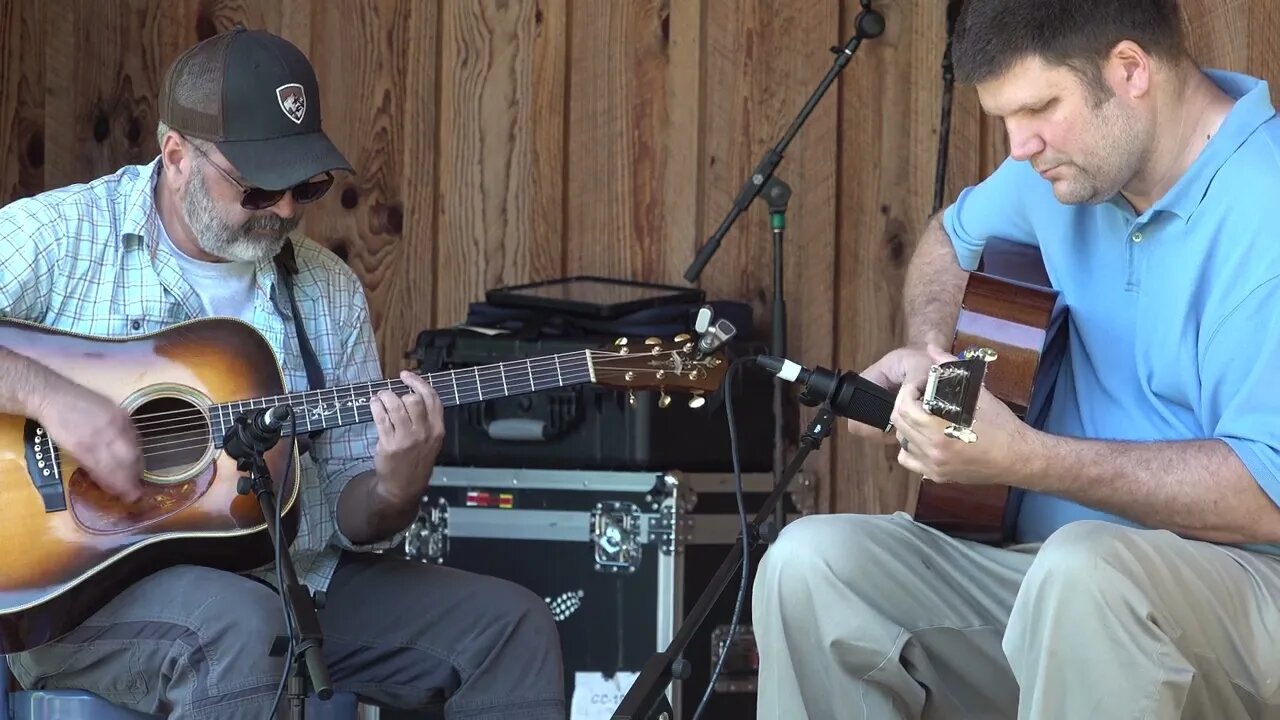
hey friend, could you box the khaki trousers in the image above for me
[752,512,1280,719]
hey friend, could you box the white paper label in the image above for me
[570,671,640,720]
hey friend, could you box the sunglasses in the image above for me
[186,140,334,211]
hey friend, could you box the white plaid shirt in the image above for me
[0,157,393,592]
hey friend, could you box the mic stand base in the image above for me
[611,405,837,720]
[235,452,333,719]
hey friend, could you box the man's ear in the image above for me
[159,131,194,187]
[1106,40,1152,99]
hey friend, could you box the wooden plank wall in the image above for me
[1,0,1275,515]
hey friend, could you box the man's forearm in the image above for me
[0,346,56,417]
[903,214,970,348]
[1017,432,1280,545]
[336,470,422,545]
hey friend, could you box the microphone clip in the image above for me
[222,405,292,476]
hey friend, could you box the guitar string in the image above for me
[113,348,692,430]
[126,361,680,449]
[44,364,709,463]
[121,364,586,433]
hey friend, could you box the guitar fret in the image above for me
[530,356,554,393]
[504,359,534,396]
[302,396,314,433]
[436,373,453,406]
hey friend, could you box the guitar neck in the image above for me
[210,349,596,445]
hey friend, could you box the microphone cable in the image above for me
[692,354,759,720]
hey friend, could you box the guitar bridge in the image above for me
[24,420,65,512]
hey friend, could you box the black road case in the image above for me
[387,466,814,720]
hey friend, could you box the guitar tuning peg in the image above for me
[687,392,705,409]
[614,337,629,346]
[963,347,998,362]
[644,337,661,345]
[695,305,714,334]
[673,333,692,343]
[658,392,671,408]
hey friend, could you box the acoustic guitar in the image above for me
[909,240,1068,544]
[0,317,729,654]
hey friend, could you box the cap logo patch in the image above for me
[276,83,306,124]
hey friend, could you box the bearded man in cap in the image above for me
[0,26,565,720]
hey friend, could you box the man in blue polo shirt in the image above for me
[752,1,1280,718]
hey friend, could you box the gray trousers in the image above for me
[752,512,1280,719]
[7,552,565,719]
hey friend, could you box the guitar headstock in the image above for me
[922,347,998,443]
[589,335,728,409]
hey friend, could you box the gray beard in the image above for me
[181,166,298,263]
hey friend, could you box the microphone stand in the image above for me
[764,177,790,536]
[681,1,884,542]
[222,409,333,719]
[933,0,964,215]
[611,402,838,720]
[681,0,884,283]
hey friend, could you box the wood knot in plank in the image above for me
[329,239,350,263]
[370,202,404,236]
[340,187,359,209]
[125,116,142,147]
[25,133,43,169]
[884,216,908,266]
[195,9,218,41]
[93,113,110,143]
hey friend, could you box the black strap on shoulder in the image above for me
[275,239,326,440]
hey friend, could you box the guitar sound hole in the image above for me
[132,396,212,484]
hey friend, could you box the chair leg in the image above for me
[1,655,12,720]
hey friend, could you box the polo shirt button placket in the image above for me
[1125,228,1145,292]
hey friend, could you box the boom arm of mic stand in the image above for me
[611,405,837,720]
[682,7,882,283]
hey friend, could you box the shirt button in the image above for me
[130,320,142,331]
[1132,232,1143,243]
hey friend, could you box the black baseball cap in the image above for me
[159,25,353,191]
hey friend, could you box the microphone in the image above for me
[756,356,894,431]
[252,405,292,434]
[222,404,293,461]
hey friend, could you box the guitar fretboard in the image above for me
[209,350,594,445]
